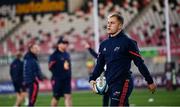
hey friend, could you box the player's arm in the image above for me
[48,54,57,71]
[36,63,46,81]
[24,60,33,72]
[85,42,98,58]
[68,54,72,71]
[128,40,156,93]
[9,62,15,80]
[88,48,98,59]
[89,44,105,91]
[24,60,34,83]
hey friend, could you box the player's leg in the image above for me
[110,78,133,106]
[51,97,59,107]
[51,79,61,106]
[109,80,124,106]
[64,94,72,107]
[13,82,23,106]
[119,78,133,106]
[17,92,27,106]
[102,93,109,106]
[19,82,28,106]
[125,78,133,105]
[64,78,72,107]
[119,79,133,106]
[22,91,28,105]
[28,81,39,106]
[15,93,22,106]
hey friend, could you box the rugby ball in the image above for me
[94,76,108,95]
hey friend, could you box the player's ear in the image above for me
[119,23,123,30]
[118,24,122,30]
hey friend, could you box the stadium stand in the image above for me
[127,0,180,47]
[0,0,152,55]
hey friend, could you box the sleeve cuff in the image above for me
[146,76,154,84]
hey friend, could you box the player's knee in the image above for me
[64,94,71,102]
[65,94,71,100]
[110,91,121,104]
[53,95,60,101]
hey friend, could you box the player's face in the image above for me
[58,43,68,52]
[63,43,69,50]
[16,51,23,59]
[107,16,122,35]
[30,44,40,55]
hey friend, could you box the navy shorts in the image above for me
[12,81,26,93]
[109,78,133,106]
[51,78,71,100]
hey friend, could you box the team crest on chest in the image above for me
[103,48,106,51]
[114,47,120,52]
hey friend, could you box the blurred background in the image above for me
[0,0,180,106]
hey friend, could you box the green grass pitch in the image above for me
[0,88,180,106]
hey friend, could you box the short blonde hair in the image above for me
[108,12,124,25]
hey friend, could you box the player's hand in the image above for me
[148,83,156,94]
[90,80,96,93]
[84,42,90,49]
[64,60,69,70]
